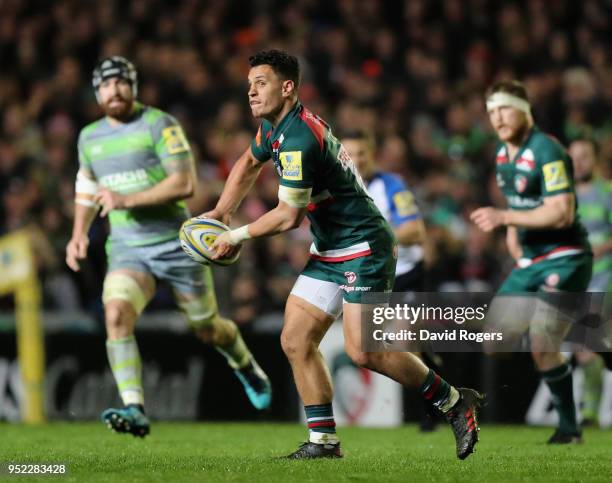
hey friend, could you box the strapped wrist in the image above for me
[227,225,251,245]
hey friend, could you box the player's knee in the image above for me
[103,274,148,316]
[193,315,236,346]
[280,326,317,361]
[194,325,215,344]
[344,342,379,369]
[280,330,303,360]
[531,350,562,370]
[531,350,547,366]
[104,303,134,338]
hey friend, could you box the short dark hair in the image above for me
[571,137,600,156]
[486,80,529,102]
[339,129,369,142]
[249,49,300,87]
[339,129,376,149]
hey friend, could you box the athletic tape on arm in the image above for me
[278,185,312,208]
[75,169,99,207]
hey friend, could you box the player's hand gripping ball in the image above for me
[180,217,241,266]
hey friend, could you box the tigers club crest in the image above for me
[344,271,357,284]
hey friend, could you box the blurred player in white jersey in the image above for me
[342,130,444,431]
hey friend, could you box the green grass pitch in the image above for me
[0,423,610,482]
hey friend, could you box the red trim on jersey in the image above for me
[310,249,372,262]
[496,155,508,165]
[531,246,584,264]
[307,196,335,212]
[516,245,585,267]
[300,107,325,151]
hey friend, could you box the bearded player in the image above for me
[66,56,271,437]
[203,50,484,460]
[471,80,592,444]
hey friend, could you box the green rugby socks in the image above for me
[542,363,579,434]
[106,336,144,406]
[216,329,252,370]
[305,403,338,444]
[420,369,460,413]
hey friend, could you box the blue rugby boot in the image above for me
[234,358,272,410]
[101,405,150,438]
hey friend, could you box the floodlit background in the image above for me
[0,0,610,425]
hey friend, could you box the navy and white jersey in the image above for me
[366,172,424,276]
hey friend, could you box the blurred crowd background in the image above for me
[0,0,610,324]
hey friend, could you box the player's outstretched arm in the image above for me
[211,200,307,260]
[246,200,307,237]
[202,147,264,225]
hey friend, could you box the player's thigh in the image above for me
[173,265,219,330]
[528,255,593,351]
[536,254,593,292]
[342,302,387,356]
[497,265,540,293]
[283,274,339,356]
[148,238,218,326]
[103,268,156,334]
[104,239,156,318]
[528,299,572,353]
[483,294,537,353]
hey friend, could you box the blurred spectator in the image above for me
[0,0,610,321]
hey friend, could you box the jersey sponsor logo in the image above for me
[344,271,357,284]
[393,191,417,217]
[279,151,303,180]
[514,174,528,193]
[543,161,569,191]
[339,284,372,293]
[99,168,149,190]
[161,126,189,155]
[507,195,541,208]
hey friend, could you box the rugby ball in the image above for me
[179,217,241,266]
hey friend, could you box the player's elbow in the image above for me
[277,205,306,231]
[177,178,195,199]
[281,213,304,231]
[546,196,574,229]
[553,208,574,229]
